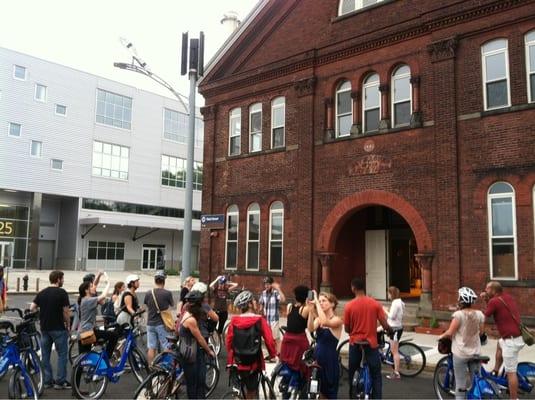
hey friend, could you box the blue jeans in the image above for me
[41,330,68,385]
[147,324,169,351]
[348,343,383,399]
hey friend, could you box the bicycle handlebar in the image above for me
[130,309,145,325]
[4,307,24,318]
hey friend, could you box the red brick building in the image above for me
[198,0,535,320]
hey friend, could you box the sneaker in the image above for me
[386,372,401,380]
[54,381,72,390]
[44,382,54,389]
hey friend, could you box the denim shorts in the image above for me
[147,324,169,351]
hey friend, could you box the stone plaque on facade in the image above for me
[348,155,392,176]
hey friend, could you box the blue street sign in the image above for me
[201,214,225,229]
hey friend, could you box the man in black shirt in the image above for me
[31,270,71,390]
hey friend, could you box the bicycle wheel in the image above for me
[129,347,151,383]
[474,376,504,399]
[133,370,177,400]
[517,361,535,389]
[72,357,109,400]
[336,339,349,375]
[433,356,455,400]
[22,350,44,396]
[350,369,364,399]
[69,339,80,365]
[205,359,220,398]
[270,362,290,398]
[8,367,38,400]
[259,373,276,400]
[397,342,426,377]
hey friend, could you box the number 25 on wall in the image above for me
[0,222,14,236]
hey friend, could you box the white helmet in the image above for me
[458,287,477,305]
[191,281,208,294]
[234,290,254,310]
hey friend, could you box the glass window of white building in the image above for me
[161,155,202,190]
[55,104,67,116]
[88,241,125,261]
[51,159,63,170]
[13,65,26,80]
[92,141,129,180]
[35,84,47,102]
[96,89,132,129]
[195,117,204,148]
[30,140,42,157]
[163,108,187,143]
[8,122,21,137]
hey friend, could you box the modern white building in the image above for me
[0,47,203,272]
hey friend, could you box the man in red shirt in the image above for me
[226,290,276,399]
[344,278,391,399]
[481,281,525,400]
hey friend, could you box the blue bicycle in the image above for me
[434,352,535,399]
[71,310,150,399]
[0,317,41,400]
[349,340,373,399]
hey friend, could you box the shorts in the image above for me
[388,328,404,342]
[238,370,260,391]
[270,321,281,341]
[147,324,169,351]
[499,336,525,373]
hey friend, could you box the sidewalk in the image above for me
[4,269,182,294]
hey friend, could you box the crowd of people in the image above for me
[0,265,530,399]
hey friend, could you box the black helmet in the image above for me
[185,290,204,303]
[83,273,95,283]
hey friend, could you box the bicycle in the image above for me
[349,340,374,399]
[0,318,41,400]
[223,364,276,399]
[434,352,535,399]
[338,330,426,378]
[71,310,150,399]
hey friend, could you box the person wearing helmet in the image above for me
[209,275,238,336]
[116,274,140,326]
[189,281,219,342]
[179,290,216,399]
[143,271,174,364]
[439,287,485,399]
[226,290,276,399]
[177,276,196,315]
[258,276,286,353]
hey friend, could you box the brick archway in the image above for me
[317,190,432,252]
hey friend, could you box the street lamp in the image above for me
[114,35,204,282]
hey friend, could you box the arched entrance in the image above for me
[317,190,433,302]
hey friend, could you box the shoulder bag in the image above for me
[498,297,534,346]
[152,289,175,331]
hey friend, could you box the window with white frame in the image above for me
[92,141,129,180]
[161,155,202,190]
[249,103,262,152]
[163,108,187,143]
[55,104,67,116]
[229,108,241,156]
[392,65,412,127]
[525,31,535,103]
[8,122,21,137]
[339,0,385,15]
[30,140,42,157]
[195,117,204,148]
[271,97,285,148]
[363,73,380,133]
[51,159,63,170]
[482,39,510,110]
[488,182,517,279]
[336,81,352,137]
[96,89,132,129]
[13,65,26,80]
[35,84,47,102]
[269,201,284,271]
[225,205,239,270]
[246,203,260,270]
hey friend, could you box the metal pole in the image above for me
[180,70,196,282]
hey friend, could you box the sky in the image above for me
[0,0,258,103]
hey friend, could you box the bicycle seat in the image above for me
[468,355,490,363]
[166,336,179,344]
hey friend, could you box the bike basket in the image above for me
[437,337,452,354]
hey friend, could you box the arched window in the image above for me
[482,39,510,110]
[268,201,284,271]
[525,31,535,103]
[336,80,352,137]
[228,108,241,156]
[246,203,260,271]
[391,65,412,127]
[362,73,380,133]
[271,97,285,149]
[249,103,262,152]
[339,0,386,16]
[225,205,239,270]
[487,182,517,279]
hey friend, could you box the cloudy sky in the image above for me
[0,0,258,101]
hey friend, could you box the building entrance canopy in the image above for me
[79,213,201,231]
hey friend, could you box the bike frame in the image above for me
[0,341,36,396]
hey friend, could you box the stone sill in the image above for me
[217,146,298,163]
[459,102,535,121]
[225,270,283,277]
[320,124,425,145]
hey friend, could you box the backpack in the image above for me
[101,299,116,322]
[232,320,261,365]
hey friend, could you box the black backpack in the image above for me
[232,320,261,365]
[101,299,116,322]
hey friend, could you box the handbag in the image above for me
[80,330,96,345]
[178,316,197,363]
[498,297,534,346]
[151,289,175,331]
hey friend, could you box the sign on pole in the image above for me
[201,214,225,230]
